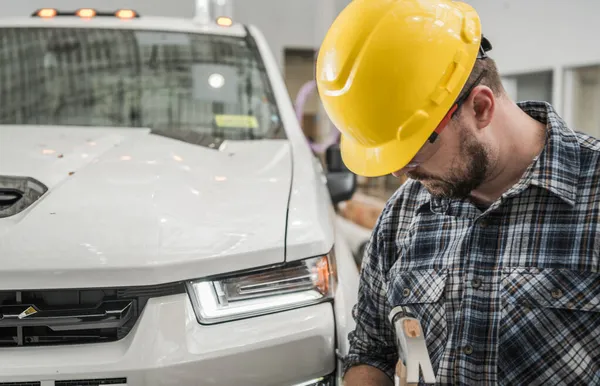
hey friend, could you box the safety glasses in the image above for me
[401,37,492,170]
[402,68,488,169]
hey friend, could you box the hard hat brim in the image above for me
[340,130,429,177]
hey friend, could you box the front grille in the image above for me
[0,282,185,347]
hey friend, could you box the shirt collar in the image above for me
[510,101,579,206]
[415,101,580,213]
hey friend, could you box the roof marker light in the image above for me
[216,16,233,27]
[76,8,96,18]
[115,9,136,19]
[37,8,57,18]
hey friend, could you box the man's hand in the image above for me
[395,360,418,386]
[343,365,394,386]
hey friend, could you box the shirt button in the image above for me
[402,288,411,297]
[471,278,482,289]
[463,345,474,355]
[551,288,563,299]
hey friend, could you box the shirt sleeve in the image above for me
[342,201,399,381]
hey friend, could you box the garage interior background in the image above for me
[9,0,599,210]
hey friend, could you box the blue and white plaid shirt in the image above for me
[344,101,600,385]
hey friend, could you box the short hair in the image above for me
[452,57,504,120]
[462,57,505,98]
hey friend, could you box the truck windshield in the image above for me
[0,27,285,145]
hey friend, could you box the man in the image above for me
[316,0,600,385]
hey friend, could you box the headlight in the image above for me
[187,254,336,324]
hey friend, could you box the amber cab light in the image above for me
[216,16,233,27]
[37,8,57,18]
[115,9,136,19]
[76,8,96,18]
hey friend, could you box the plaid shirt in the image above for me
[344,101,600,385]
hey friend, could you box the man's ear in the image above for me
[469,86,494,129]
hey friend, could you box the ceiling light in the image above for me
[208,73,225,89]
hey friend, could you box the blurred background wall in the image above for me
[468,0,600,138]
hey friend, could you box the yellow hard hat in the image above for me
[316,0,487,177]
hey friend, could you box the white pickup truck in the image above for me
[0,7,361,386]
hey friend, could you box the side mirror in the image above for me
[325,144,356,205]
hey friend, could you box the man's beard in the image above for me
[407,129,490,199]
